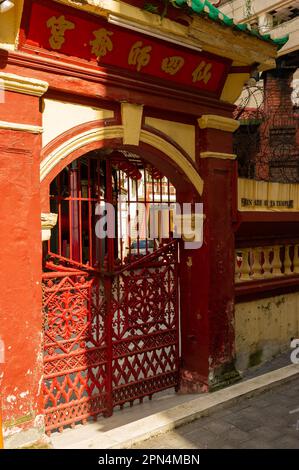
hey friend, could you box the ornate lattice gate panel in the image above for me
[42,270,108,433]
[111,241,179,408]
[43,153,180,433]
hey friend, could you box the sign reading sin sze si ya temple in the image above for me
[19,0,230,94]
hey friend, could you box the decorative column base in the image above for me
[179,362,241,394]
[179,369,209,393]
[4,425,52,449]
[208,362,241,392]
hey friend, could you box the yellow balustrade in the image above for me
[235,243,299,283]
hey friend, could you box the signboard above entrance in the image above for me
[19,0,230,95]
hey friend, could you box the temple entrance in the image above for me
[42,149,180,434]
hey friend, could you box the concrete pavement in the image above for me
[133,374,299,449]
[51,362,299,449]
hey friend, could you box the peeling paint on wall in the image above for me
[6,395,17,403]
[3,426,23,438]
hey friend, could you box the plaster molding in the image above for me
[190,15,277,71]
[220,73,251,104]
[0,120,43,134]
[41,212,58,241]
[200,151,237,160]
[40,125,124,181]
[40,124,203,195]
[121,102,143,146]
[145,117,196,161]
[0,72,49,97]
[53,0,188,40]
[140,129,203,195]
[198,115,240,133]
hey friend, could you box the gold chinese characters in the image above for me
[45,16,214,87]
[192,61,212,84]
[90,28,114,59]
[128,41,152,72]
[46,15,75,50]
[161,56,184,76]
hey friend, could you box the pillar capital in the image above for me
[0,72,49,97]
[198,115,240,133]
[41,212,58,241]
[0,120,43,133]
[200,151,237,160]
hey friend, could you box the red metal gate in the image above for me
[42,152,180,434]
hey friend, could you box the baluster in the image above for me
[272,245,282,276]
[240,249,251,281]
[235,251,241,282]
[284,245,292,275]
[293,244,299,274]
[252,247,263,278]
[263,247,272,277]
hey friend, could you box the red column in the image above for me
[180,115,240,392]
[0,73,48,447]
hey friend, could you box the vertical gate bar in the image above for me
[103,159,114,417]
[151,172,156,246]
[103,274,113,417]
[167,178,171,237]
[160,177,163,242]
[70,162,80,262]
[144,168,148,253]
[127,173,131,259]
[78,160,83,264]
[105,160,114,273]
[95,159,101,267]
[88,159,93,266]
[68,164,72,260]
[118,170,124,263]
[58,172,62,256]
[136,179,140,255]
[174,241,180,390]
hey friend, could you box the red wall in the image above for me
[0,92,44,439]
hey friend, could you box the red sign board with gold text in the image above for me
[19,0,231,95]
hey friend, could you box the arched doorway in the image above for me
[42,147,184,434]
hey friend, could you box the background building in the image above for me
[218,0,299,181]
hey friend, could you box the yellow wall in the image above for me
[42,99,114,147]
[235,293,299,371]
[145,117,196,161]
